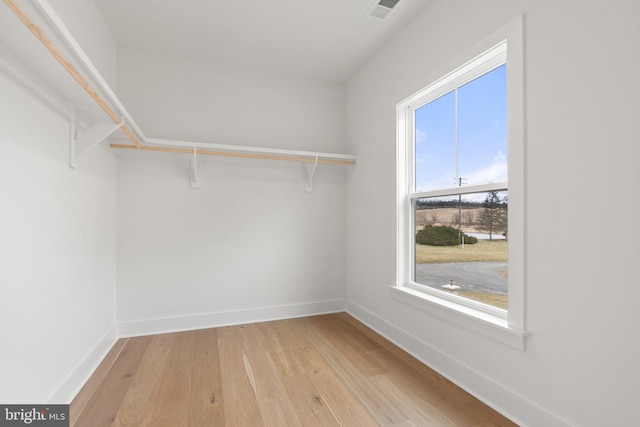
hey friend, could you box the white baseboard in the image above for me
[345,300,572,427]
[118,299,346,338]
[46,323,118,404]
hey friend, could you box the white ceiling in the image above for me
[94,0,429,83]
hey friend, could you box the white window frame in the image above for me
[393,16,527,350]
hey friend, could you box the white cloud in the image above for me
[465,150,507,184]
[415,151,508,198]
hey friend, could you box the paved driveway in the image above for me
[415,262,507,294]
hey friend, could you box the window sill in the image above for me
[389,285,528,350]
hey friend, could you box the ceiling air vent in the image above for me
[367,0,401,20]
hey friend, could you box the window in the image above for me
[394,17,526,349]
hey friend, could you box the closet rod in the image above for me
[3,0,357,168]
[111,144,356,166]
[147,137,357,163]
[3,0,142,148]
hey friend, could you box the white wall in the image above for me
[117,47,345,152]
[47,0,118,88]
[0,72,117,403]
[345,1,640,426]
[115,49,348,334]
[0,0,118,404]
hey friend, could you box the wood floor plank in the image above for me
[319,314,384,352]
[70,314,518,427]
[188,328,225,427]
[368,347,479,425]
[166,330,198,365]
[462,399,519,427]
[146,331,197,427]
[280,368,341,427]
[148,362,192,427]
[367,347,465,404]
[294,317,409,426]
[255,321,308,377]
[366,347,517,426]
[237,322,305,425]
[258,318,311,350]
[368,372,457,426]
[112,403,155,427]
[70,338,128,427]
[290,339,380,426]
[236,323,303,426]
[73,335,152,427]
[217,325,264,426]
[112,333,174,427]
[339,312,476,405]
[304,315,386,377]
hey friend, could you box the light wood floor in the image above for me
[70,313,517,426]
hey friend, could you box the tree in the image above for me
[463,211,475,225]
[501,194,508,240]
[476,191,507,239]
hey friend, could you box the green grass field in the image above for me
[415,239,508,264]
[458,291,508,310]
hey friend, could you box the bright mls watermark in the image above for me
[0,405,68,426]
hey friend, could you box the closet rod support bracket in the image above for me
[70,116,123,168]
[304,157,319,192]
[189,148,200,189]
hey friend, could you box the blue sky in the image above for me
[415,64,507,192]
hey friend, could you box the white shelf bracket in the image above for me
[69,116,123,168]
[304,157,319,192]
[189,148,200,189]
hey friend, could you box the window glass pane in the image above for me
[414,191,508,309]
[458,64,507,186]
[414,91,456,192]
